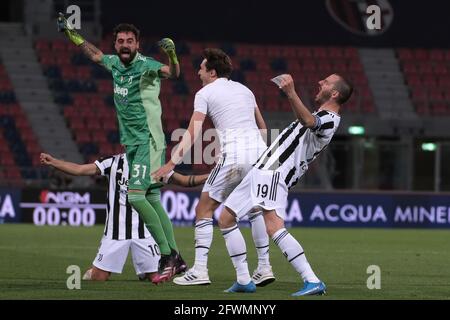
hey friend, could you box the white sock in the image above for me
[249,211,271,268]
[221,225,251,285]
[272,228,320,283]
[194,218,213,271]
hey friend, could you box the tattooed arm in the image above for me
[79,41,104,64]
[57,13,103,64]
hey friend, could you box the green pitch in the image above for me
[0,224,449,300]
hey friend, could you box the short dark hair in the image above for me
[113,23,140,42]
[333,74,353,104]
[203,48,233,79]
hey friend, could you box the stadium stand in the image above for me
[397,48,450,116]
[0,62,43,186]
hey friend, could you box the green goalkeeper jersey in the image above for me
[101,52,165,147]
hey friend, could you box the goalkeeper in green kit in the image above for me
[57,13,184,284]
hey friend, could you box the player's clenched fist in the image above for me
[57,12,85,46]
[158,38,179,65]
[40,153,54,165]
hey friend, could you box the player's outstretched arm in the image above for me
[79,41,104,64]
[57,12,103,64]
[165,171,209,187]
[152,111,206,180]
[278,74,316,128]
[255,104,268,144]
[158,38,180,79]
[40,153,99,176]
[255,105,267,130]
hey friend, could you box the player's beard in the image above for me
[118,49,137,64]
[315,89,332,106]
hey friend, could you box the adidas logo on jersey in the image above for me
[134,180,141,185]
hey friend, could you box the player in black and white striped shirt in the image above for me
[40,152,208,281]
[217,74,353,295]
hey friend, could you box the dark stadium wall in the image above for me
[100,0,449,48]
[0,0,23,22]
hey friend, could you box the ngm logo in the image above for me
[114,85,128,97]
[39,190,91,204]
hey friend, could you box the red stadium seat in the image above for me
[250,45,265,57]
[76,66,92,80]
[343,47,358,58]
[431,102,447,115]
[91,130,107,143]
[402,62,417,75]
[397,48,413,60]
[51,40,68,52]
[5,166,22,179]
[266,46,282,57]
[418,64,433,74]
[414,49,428,60]
[406,75,421,86]
[423,75,437,87]
[98,143,114,156]
[113,144,124,154]
[86,118,101,130]
[280,46,297,59]
[56,55,72,66]
[61,65,77,78]
[102,119,118,130]
[0,143,9,152]
[69,118,85,130]
[438,75,450,88]
[0,155,15,166]
[35,40,49,51]
[411,87,427,102]
[429,49,444,61]
[333,61,347,72]
[317,60,332,72]
[75,131,91,144]
[72,94,90,107]
[312,47,327,58]
[26,143,42,154]
[235,43,251,57]
[434,65,448,76]
[415,102,429,115]
[429,90,444,102]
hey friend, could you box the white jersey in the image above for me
[253,110,340,189]
[95,154,152,240]
[194,78,266,163]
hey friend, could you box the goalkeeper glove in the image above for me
[158,38,179,65]
[57,12,85,46]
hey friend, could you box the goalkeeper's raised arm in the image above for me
[57,12,104,64]
[158,38,180,79]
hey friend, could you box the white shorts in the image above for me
[202,155,255,203]
[224,168,288,220]
[92,236,160,274]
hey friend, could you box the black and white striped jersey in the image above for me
[95,153,151,240]
[253,110,340,190]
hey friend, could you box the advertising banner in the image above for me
[0,188,21,223]
[11,188,450,228]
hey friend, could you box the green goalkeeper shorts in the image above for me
[126,136,165,191]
